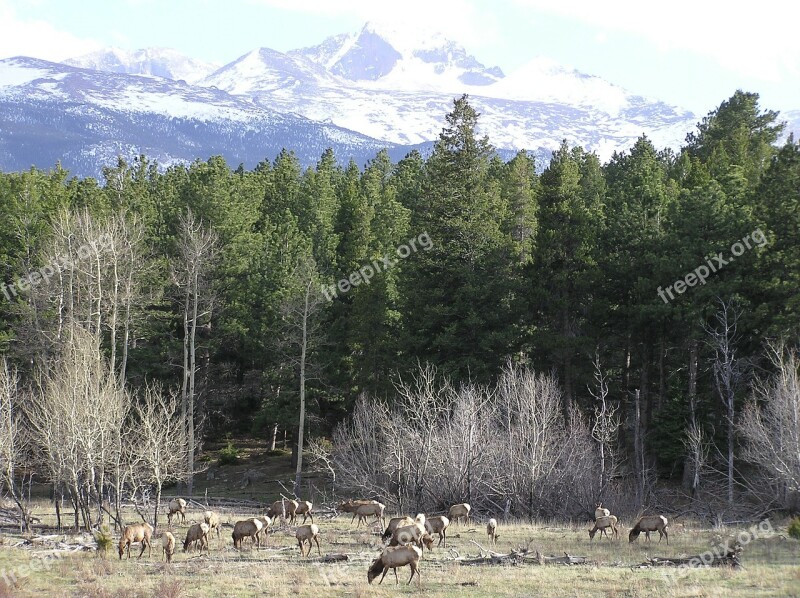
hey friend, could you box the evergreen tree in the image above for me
[686,90,784,187]
[752,137,800,337]
[529,141,604,417]
[403,95,515,382]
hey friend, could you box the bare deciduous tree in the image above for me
[127,384,188,532]
[26,327,128,531]
[739,343,800,510]
[683,420,710,499]
[0,359,32,531]
[706,298,747,505]
[314,362,604,519]
[172,209,217,496]
[589,353,620,494]
[279,254,325,496]
[18,209,146,384]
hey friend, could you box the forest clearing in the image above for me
[0,503,798,597]
[0,446,797,597]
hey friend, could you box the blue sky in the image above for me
[1,0,797,116]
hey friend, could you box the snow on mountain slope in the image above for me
[290,22,504,92]
[196,22,697,160]
[0,57,409,177]
[782,109,800,141]
[1,56,271,121]
[487,57,629,116]
[241,80,692,160]
[202,47,338,95]
[65,47,219,83]
[4,22,767,177]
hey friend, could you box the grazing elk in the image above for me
[296,524,321,557]
[629,515,669,544]
[367,545,422,586]
[589,515,619,541]
[424,516,450,547]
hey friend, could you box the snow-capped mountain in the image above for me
[0,57,413,177]
[65,47,219,84]
[203,47,337,95]
[289,22,505,89]
[783,109,800,141]
[199,22,696,159]
[6,22,789,179]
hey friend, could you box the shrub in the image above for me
[788,517,800,540]
[218,441,240,465]
[94,524,114,557]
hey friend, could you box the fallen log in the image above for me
[458,541,591,566]
[458,553,524,566]
[527,551,591,565]
[0,507,41,525]
[641,545,742,569]
[309,554,349,563]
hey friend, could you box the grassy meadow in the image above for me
[0,446,798,597]
[0,507,798,597]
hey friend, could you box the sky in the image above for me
[0,0,798,116]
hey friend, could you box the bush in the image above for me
[788,517,800,540]
[218,441,240,465]
[94,524,114,556]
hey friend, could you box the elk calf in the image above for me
[486,518,498,545]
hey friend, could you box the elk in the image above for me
[118,523,153,559]
[424,515,450,547]
[487,518,499,545]
[267,498,299,523]
[232,518,263,549]
[589,515,619,541]
[629,515,669,544]
[594,502,610,520]
[296,524,321,557]
[161,531,175,563]
[367,545,422,586]
[167,498,187,526]
[448,503,471,526]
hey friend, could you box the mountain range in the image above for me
[0,22,795,178]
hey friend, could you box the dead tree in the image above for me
[739,343,800,509]
[279,254,324,496]
[705,298,746,505]
[589,353,620,494]
[128,384,188,533]
[0,360,33,531]
[172,209,217,496]
[633,388,646,506]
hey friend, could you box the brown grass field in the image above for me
[0,444,798,597]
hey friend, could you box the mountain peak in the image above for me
[64,47,220,83]
[291,21,504,89]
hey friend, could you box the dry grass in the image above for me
[0,507,799,597]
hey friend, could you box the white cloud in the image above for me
[249,0,499,50]
[0,0,101,61]
[511,0,800,82]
